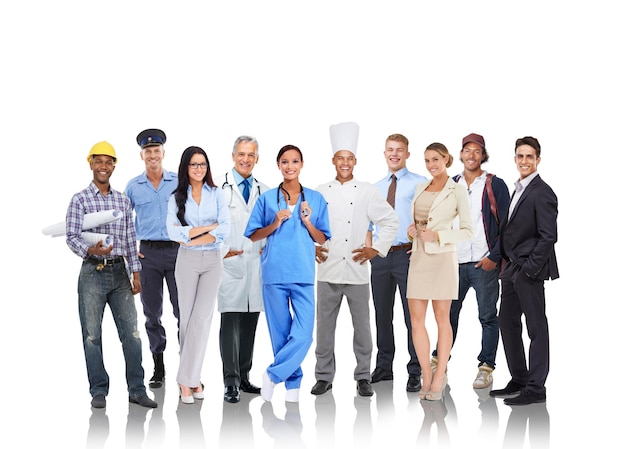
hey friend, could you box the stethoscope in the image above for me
[221,172,260,206]
[277,182,305,209]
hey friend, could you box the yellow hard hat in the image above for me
[87,141,117,163]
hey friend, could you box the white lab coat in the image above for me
[216,169,270,312]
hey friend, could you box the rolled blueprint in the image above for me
[81,232,113,247]
[42,209,123,237]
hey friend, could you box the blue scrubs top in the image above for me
[244,186,331,285]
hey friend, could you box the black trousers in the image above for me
[370,251,421,376]
[220,311,260,386]
[499,263,549,395]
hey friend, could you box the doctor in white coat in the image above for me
[216,135,270,404]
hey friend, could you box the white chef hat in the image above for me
[329,121,359,155]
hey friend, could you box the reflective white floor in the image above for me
[4,274,620,449]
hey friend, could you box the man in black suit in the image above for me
[490,136,559,406]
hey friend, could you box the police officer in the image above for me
[125,129,179,388]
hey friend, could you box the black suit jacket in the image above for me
[501,174,559,281]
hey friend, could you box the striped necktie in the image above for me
[386,174,397,208]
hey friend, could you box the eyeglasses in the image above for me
[188,162,208,169]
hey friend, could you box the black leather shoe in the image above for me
[310,380,332,395]
[149,353,165,388]
[504,389,546,406]
[371,367,393,383]
[91,394,106,409]
[489,380,525,397]
[224,385,240,403]
[406,375,421,392]
[240,379,261,394]
[357,379,374,397]
[129,394,158,408]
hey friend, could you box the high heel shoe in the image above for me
[425,375,447,401]
[192,383,205,400]
[418,388,429,400]
[180,385,194,404]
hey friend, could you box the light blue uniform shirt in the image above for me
[125,170,178,241]
[244,186,331,285]
[166,184,230,251]
[372,167,428,246]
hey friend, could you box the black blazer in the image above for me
[500,174,559,281]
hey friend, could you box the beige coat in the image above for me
[410,177,473,254]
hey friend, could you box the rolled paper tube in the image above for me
[81,232,113,247]
[42,209,123,237]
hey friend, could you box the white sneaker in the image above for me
[430,356,438,372]
[261,370,276,402]
[285,388,300,403]
[473,363,494,389]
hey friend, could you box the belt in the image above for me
[141,240,179,249]
[85,256,125,266]
[389,243,412,253]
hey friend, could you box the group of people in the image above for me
[64,124,558,410]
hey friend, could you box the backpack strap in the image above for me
[485,173,499,225]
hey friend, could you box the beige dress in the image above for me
[407,190,459,300]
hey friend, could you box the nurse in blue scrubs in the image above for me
[244,144,331,403]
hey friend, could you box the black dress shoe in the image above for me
[310,380,333,395]
[504,389,546,406]
[91,394,106,409]
[406,375,421,392]
[240,379,261,394]
[371,367,393,383]
[489,380,525,397]
[224,385,240,403]
[129,394,158,408]
[357,379,374,397]
[149,376,164,389]
[149,353,165,388]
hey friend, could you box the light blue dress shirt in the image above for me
[372,167,428,246]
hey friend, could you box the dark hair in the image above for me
[276,144,303,163]
[425,142,454,168]
[173,146,216,226]
[515,136,541,157]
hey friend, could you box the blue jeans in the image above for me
[433,262,500,368]
[78,261,146,398]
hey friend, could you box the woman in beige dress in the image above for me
[407,142,473,400]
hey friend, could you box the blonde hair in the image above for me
[426,142,453,168]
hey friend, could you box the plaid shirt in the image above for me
[66,182,141,273]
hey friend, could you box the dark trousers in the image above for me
[370,250,421,376]
[138,243,180,354]
[433,262,501,368]
[220,311,260,387]
[499,263,549,395]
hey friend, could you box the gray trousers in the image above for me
[174,248,222,387]
[314,282,372,382]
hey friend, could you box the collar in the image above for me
[388,167,408,181]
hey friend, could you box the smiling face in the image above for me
[188,153,208,184]
[232,141,259,179]
[90,155,116,186]
[277,149,303,181]
[140,144,164,170]
[332,150,356,183]
[384,139,410,173]
[424,149,448,177]
[460,142,484,174]
[514,144,540,179]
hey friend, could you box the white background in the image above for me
[1,1,623,448]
